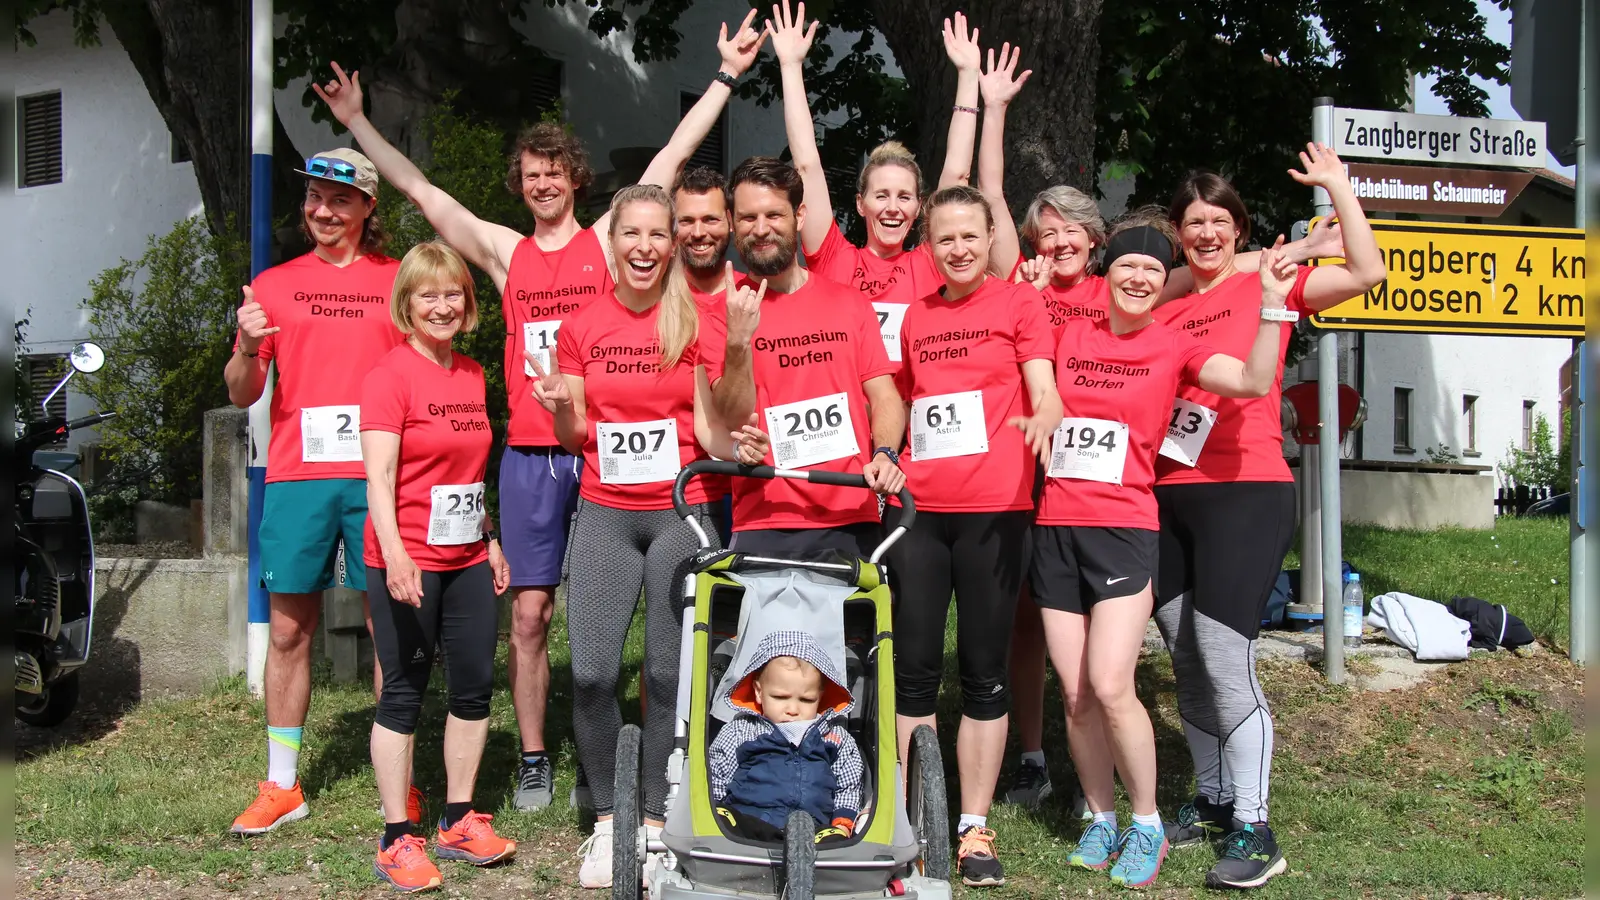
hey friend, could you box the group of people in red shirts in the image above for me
[223,2,1386,893]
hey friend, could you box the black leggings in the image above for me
[368,561,498,735]
[885,508,1032,721]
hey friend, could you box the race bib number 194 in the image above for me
[764,393,858,469]
[1047,417,1130,485]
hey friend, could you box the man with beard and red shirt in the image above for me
[700,157,907,558]
[313,12,766,808]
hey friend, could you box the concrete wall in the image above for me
[88,556,245,698]
[1295,466,1497,531]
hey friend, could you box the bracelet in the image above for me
[482,528,499,544]
[241,348,258,358]
[873,446,901,465]
[952,104,979,115]
[714,71,738,89]
[1260,307,1300,323]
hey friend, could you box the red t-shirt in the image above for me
[700,274,897,530]
[894,278,1054,512]
[805,221,943,372]
[557,293,723,511]
[359,344,492,571]
[1040,275,1108,342]
[1037,317,1215,530]
[1152,268,1312,486]
[239,252,405,483]
[502,228,614,447]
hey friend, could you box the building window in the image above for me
[680,91,727,174]
[1462,394,1479,455]
[1393,387,1413,452]
[171,129,191,164]
[527,58,563,119]
[18,91,63,188]
[23,354,69,431]
[1522,401,1536,450]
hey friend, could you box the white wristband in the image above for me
[1260,307,1300,323]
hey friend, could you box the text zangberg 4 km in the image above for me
[1309,220,1584,338]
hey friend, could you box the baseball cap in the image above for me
[295,147,380,198]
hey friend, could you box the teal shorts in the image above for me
[259,478,368,594]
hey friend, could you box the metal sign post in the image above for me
[1572,0,1593,666]
[1313,97,1345,683]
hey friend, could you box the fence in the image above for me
[1494,484,1553,517]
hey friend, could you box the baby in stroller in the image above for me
[708,632,863,845]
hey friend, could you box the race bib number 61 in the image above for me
[764,392,859,469]
[1047,417,1130,485]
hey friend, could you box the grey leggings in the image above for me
[565,497,720,818]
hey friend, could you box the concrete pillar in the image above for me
[203,407,251,676]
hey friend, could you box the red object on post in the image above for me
[1281,382,1367,445]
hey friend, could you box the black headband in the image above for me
[1102,226,1175,273]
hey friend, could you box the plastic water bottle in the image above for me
[1342,573,1364,649]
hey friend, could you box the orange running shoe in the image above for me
[373,834,442,893]
[407,785,425,826]
[230,781,309,835]
[435,811,517,866]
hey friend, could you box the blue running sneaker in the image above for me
[1109,823,1168,888]
[1068,820,1119,871]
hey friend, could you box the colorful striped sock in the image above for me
[267,726,303,789]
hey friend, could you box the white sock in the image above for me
[1132,811,1162,831]
[1091,810,1118,831]
[957,813,987,834]
[266,728,301,790]
[1020,750,1047,769]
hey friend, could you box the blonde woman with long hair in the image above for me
[526,184,736,888]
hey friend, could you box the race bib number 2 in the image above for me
[301,405,362,463]
[1047,417,1130,485]
[1158,398,1218,467]
[523,320,561,376]
[765,393,858,469]
[874,303,909,363]
[428,482,486,546]
[597,419,681,484]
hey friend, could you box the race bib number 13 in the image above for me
[1047,417,1130,485]
[428,482,485,546]
[873,303,909,363]
[301,405,362,463]
[765,393,859,469]
[1158,398,1218,467]
[523,320,561,376]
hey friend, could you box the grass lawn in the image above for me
[17,519,1582,899]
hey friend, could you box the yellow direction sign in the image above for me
[1309,220,1584,338]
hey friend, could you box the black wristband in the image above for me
[714,71,738,90]
[873,446,900,465]
[482,529,500,544]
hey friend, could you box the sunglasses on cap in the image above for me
[304,157,359,183]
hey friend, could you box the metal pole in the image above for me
[1312,97,1345,682]
[1301,441,1322,612]
[1569,0,1592,666]
[246,0,274,695]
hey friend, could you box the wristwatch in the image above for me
[482,528,500,544]
[873,447,901,465]
[714,71,739,89]
[1260,307,1300,323]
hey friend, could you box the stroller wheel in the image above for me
[781,809,816,900]
[612,725,643,900]
[907,724,951,881]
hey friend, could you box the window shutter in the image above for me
[19,92,63,188]
[681,92,726,174]
[26,355,69,429]
[528,60,564,117]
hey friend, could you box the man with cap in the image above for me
[224,147,409,835]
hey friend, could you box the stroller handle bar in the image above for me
[671,460,915,564]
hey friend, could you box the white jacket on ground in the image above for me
[1365,592,1472,661]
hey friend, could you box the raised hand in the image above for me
[1259,236,1297,308]
[236,285,279,355]
[1287,141,1345,190]
[718,8,768,78]
[1013,254,1052,289]
[524,351,571,413]
[978,42,1031,107]
[724,262,766,346]
[310,61,364,126]
[942,11,982,73]
[768,0,818,67]
[729,413,771,465]
[1298,216,1346,262]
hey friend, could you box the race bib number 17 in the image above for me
[765,393,859,469]
[874,303,909,363]
[1047,417,1130,485]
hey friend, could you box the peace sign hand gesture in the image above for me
[524,351,570,413]
[1258,236,1297,309]
[310,61,365,126]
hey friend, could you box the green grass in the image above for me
[18,518,1581,898]
[1287,517,1571,652]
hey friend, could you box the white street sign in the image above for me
[1332,107,1546,168]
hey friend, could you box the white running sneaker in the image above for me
[578,820,614,889]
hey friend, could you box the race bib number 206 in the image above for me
[765,393,858,469]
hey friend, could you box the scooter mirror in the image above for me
[70,342,105,374]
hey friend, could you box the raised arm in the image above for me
[712,271,765,427]
[936,12,983,190]
[1288,142,1386,310]
[314,63,521,288]
[1195,243,1295,398]
[769,0,832,255]
[225,285,274,407]
[977,43,1031,276]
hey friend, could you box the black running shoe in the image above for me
[1205,822,1287,889]
[1002,760,1053,809]
[957,826,1005,886]
[1166,795,1233,848]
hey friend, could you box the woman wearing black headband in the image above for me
[1029,212,1299,889]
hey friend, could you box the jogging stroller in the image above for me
[609,460,951,900]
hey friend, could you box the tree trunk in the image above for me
[867,0,1103,208]
[100,0,305,244]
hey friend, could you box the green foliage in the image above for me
[1499,412,1561,491]
[1554,405,1573,484]
[1463,678,1540,716]
[78,217,249,519]
[14,310,34,427]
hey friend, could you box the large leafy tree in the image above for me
[17,0,1508,246]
